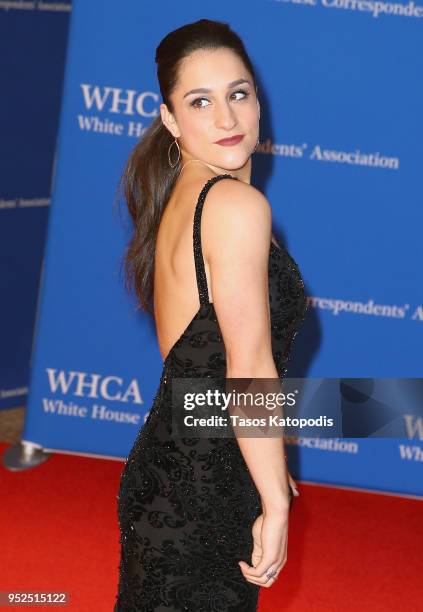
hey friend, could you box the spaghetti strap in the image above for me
[193,174,236,305]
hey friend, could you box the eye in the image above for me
[190,89,250,108]
[190,97,210,109]
[231,89,249,101]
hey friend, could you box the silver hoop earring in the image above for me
[168,137,181,168]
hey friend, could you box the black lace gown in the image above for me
[115,174,308,611]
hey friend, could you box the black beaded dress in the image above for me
[115,174,308,612]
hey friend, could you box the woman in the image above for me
[115,18,307,612]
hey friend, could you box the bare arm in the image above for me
[202,179,290,513]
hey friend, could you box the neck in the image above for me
[179,154,252,184]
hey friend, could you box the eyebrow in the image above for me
[182,78,252,99]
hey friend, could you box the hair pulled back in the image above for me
[120,18,257,314]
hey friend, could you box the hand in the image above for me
[238,507,289,588]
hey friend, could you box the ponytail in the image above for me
[119,115,180,315]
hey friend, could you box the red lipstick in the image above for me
[214,134,244,146]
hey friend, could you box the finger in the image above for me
[241,556,282,579]
[243,575,268,587]
[262,560,286,585]
[240,570,272,587]
[288,471,300,496]
[261,574,278,588]
[239,560,268,584]
[239,560,285,585]
[239,561,285,587]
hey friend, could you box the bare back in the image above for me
[154,174,217,361]
[154,173,280,362]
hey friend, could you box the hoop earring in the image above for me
[253,137,260,153]
[168,137,181,168]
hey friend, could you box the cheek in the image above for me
[179,111,211,142]
[240,103,259,128]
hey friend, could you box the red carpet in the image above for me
[1,441,421,611]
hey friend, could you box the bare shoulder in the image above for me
[201,176,272,258]
[205,176,270,216]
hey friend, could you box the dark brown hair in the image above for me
[119,18,257,315]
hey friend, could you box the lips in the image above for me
[214,134,244,146]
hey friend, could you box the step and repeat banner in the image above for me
[0,1,71,410]
[22,0,422,496]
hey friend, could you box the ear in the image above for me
[256,97,261,120]
[160,103,180,138]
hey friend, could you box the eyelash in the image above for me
[190,89,250,109]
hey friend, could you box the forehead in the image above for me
[176,48,249,90]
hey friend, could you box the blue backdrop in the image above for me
[22,0,422,496]
[0,1,71,410]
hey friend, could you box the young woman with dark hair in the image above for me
[115,18,307,611]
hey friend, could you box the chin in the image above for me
[215,152,251,171]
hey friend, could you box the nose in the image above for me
[214,99,237,131]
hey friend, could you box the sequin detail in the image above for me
[115,174,307,611]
